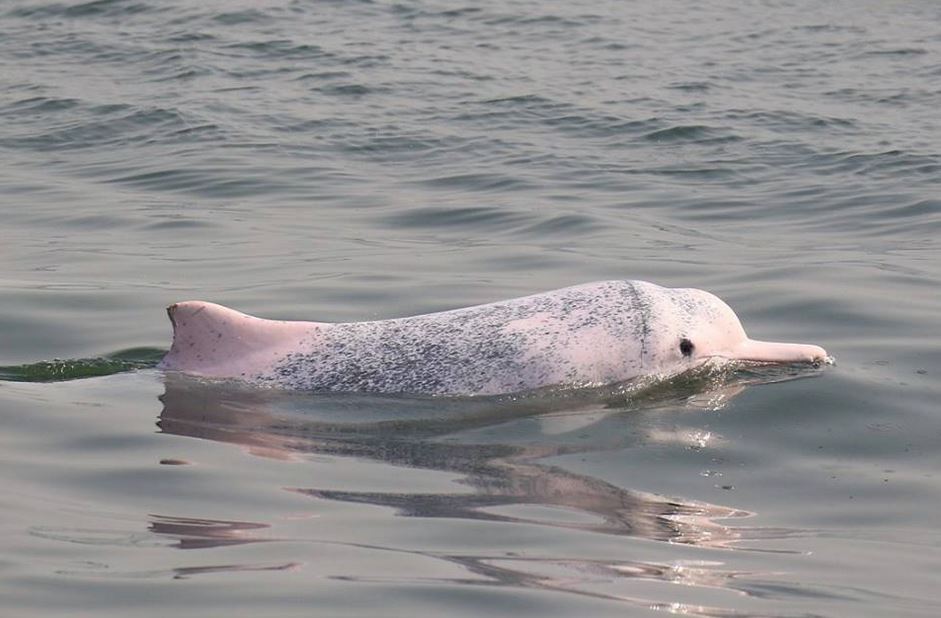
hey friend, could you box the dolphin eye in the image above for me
[679,338,694,357]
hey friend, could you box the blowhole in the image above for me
[679,337,694,357]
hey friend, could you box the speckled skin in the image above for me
[158,280,827,396]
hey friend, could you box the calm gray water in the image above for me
[2,0,940,616]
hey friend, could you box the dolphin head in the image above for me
[641,283,828,373]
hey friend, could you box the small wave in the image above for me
[815,149,941,179]
[725,108,856,132]
[0,348,164,383]
[212,9,271,26]
[222,40,329,61]
[459,95,659,140]
[382,205,531,230]
[643,125,741,144]
[2,96,81,114]
[479,12,602,29]
[0,104,199,152]
[668,81,714,92]
[6,0,156,19]
[293,71,353,82]
[106,166,285,198]
[860,48,928,57]
[316,83,375,97]
[804,196,941,238]
[514,213,601,237]
[647,164,738,180]
[416,172,534,192]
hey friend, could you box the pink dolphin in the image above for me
[158,280,827,396]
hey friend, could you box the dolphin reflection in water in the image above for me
[150,366,819,609]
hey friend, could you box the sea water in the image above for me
[1,1,940,616]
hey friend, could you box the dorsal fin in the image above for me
[158,301,318,378]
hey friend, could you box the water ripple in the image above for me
[2,1,941,616]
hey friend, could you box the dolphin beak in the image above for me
[732,339,828,364]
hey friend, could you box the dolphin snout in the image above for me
[733,339,828,364]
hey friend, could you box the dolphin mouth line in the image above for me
[709,354,834,369]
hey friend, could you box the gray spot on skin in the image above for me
[257,281,699,396]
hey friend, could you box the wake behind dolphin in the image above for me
[158,280,828,396]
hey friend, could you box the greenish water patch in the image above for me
[0,347,165,382]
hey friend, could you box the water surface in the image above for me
[1,0,940,616]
